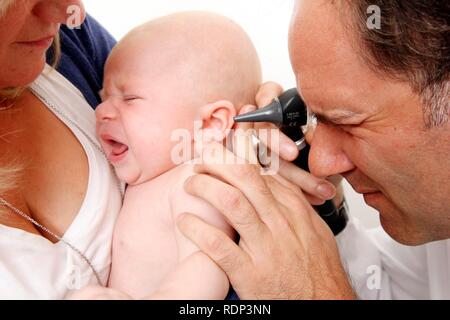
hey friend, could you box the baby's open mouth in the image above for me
[101,135,129,162]
[110,140,129,157]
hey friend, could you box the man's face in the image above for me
[289,0,450,245]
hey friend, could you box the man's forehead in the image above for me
[293,6,358,79]
[291,1,381,118]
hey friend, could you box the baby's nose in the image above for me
[96,101,117,122]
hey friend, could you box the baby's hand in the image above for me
[66,285,133,300]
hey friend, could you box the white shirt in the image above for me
[337,218,450,299]
[0,65,123,299]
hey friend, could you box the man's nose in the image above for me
[95,100,118,123]
[33,0,86,26]
[308,123,355,178]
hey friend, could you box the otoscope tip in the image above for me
[234,101,283,125]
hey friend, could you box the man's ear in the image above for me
[198,100,236,142]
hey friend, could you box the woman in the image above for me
[0,0,121,299]
[0,0,339,299]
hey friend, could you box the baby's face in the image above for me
[96,46,197,185]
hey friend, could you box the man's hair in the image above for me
[345,0,449,128]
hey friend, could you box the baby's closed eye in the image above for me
[123,95,142,102]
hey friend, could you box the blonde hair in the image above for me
[0,147,24,214]
[0,0,61,210]
[0,161,22,211]
[0,0,15,16]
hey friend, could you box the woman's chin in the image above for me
[1,61,46,90]
[24,57,48,84]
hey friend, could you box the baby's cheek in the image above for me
[134,141,174,176]
[132,123,187,178]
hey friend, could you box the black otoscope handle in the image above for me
[281,126,348,236]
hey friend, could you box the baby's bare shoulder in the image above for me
[167,163,220,218]
[166,162,198,199]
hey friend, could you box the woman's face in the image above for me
[0,0,85,89]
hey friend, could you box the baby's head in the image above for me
[96,12,262,185]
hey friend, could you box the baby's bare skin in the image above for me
[109,161,234,299]
[69,12,262,300]
[68,161,234,300]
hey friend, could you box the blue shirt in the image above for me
[46,14,116,109]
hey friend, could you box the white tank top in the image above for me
[0,65,123,299]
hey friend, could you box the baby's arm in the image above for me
[66,285,132,300]
[147,167,235,300]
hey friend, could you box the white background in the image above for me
[83,0,380,228]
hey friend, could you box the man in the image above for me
[178,0,449,299]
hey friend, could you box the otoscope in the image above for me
[234,88,348,236]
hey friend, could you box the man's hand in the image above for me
[238,82,338,205]
[177,82,354,300]
[177,140,355,299]
[241,82,300,162]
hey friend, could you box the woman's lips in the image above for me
[16,36,55,49]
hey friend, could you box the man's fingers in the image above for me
[233,104,261,166]
[304,193,327,206]
[177,213,253,284]
[195,141,280,226]
[255,81,283,107]
[270,172,302,194]
[269,173,327,207]
[184,173,269,244]
[278,158,336,201]
[260,175,322,251]
[253,81,299,161]
[255,123,299,161]
[234,104,257,132]
[233,128,259,165]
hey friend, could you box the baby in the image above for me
[75,12,262,299]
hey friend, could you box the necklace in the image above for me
[0,87,124,288]
[31,89,125,196]
[0,100,15,111]
[0,197,103,285]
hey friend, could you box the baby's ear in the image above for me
[198,100,237,142]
